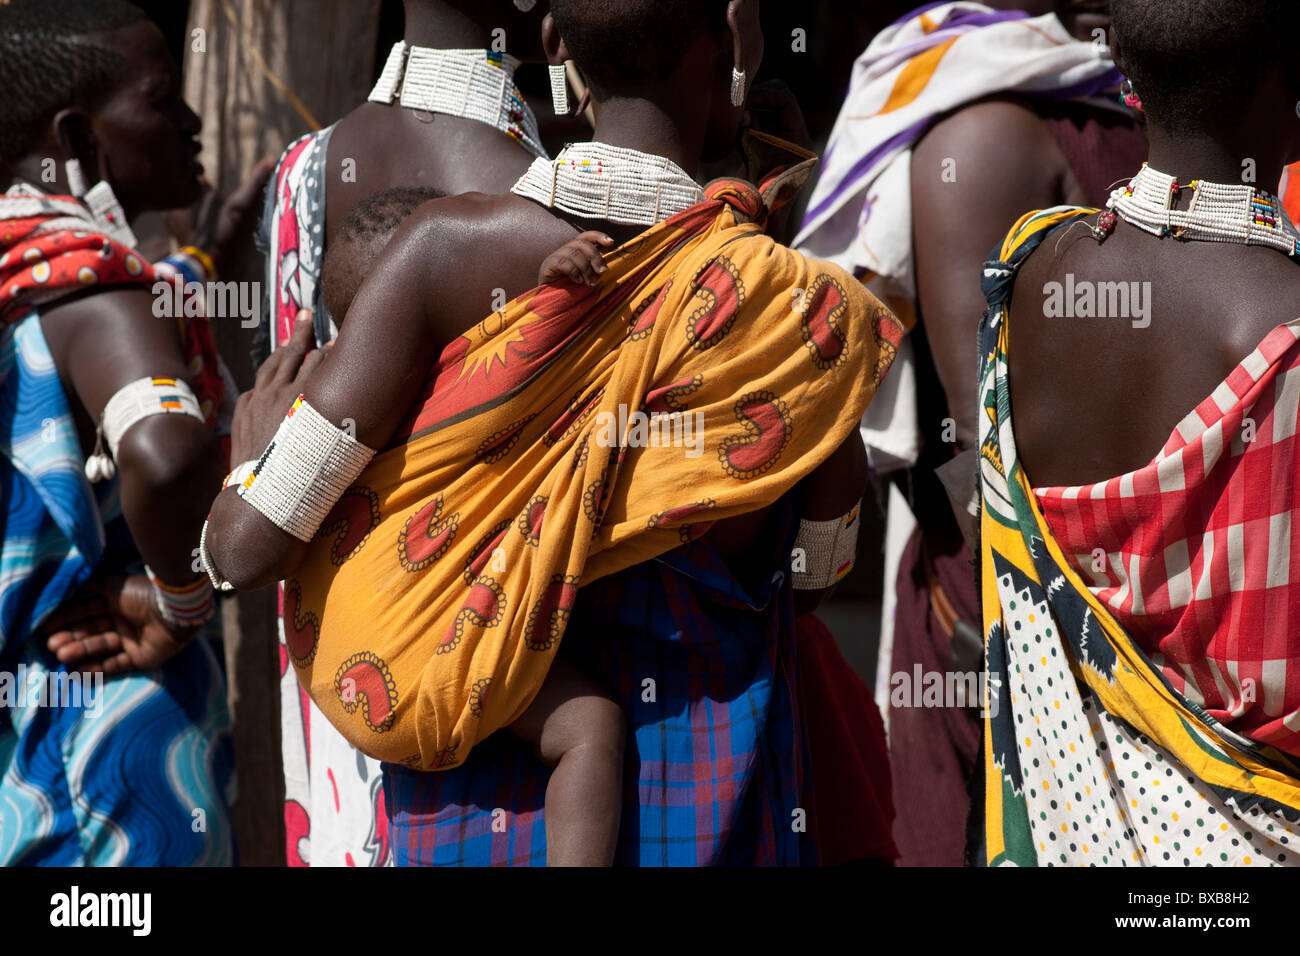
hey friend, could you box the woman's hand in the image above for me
[41,575,199,675]
[745,79,813,152]
[229,309,326,464]
[186,156,277,275]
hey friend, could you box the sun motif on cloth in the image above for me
[292,175,905,770]
[456,320,530,382]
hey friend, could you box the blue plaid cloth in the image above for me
[383,500,814,866]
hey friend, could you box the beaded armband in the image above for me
[222,459,258,491]
[85,376,207,483]
[156,245,216,284]
[237,396,376,542]
[791,504,861,591]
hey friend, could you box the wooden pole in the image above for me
[180,0,383,866]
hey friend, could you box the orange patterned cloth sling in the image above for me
[291,170,904,771]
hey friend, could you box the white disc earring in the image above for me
[730,67,747,108]
[550,63,570,115]
[65,158,88,198]
[514,0,537,10]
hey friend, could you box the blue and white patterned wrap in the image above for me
[0,310,234,866]
[0,311,104,651]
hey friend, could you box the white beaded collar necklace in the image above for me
[368,43,547,160]
[1095,163,1300,258]
[510,142,703,226]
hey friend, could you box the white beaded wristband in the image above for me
[791,504,861,591]
[145,564,216,628]
[237,396,376,542]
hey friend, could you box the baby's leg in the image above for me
[510,656,626,866]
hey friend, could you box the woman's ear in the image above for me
[52,108,98,173]
[1108,25,1127,75]
[541,12,571,67]
[725,0,763,86]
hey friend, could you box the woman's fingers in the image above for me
[53,629,124,664]
[295,344,328,384]
[90,650,135,677]
[271,310,318,386]
[256,310,314,387]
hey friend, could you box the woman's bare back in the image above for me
[1009,217,1300,487]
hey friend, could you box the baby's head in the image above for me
[322,186,445,321]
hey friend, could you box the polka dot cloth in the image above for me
[266,127,335,352]
[997,574,1300,867]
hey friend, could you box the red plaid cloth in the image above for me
[1035,321,1300,757]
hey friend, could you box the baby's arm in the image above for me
[538,231,614,286]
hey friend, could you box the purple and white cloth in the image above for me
[794,1,1124,474]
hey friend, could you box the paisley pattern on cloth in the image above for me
[977,207,1300,866]
[292,171,903,771]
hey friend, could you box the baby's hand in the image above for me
[538,231,615,286]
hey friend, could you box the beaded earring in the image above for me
[730,67,747,108]
[1120,78,1142,111]
[513,0,537,10]
[84,179,137,248]
[64,158,87,198]
[65,156,136,247]
[550,63,570,115]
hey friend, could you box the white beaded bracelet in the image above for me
[237,395,376,542]
[791,504,861,591]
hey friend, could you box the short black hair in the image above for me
[323,186,445,321]
[337,186,445,246]
[1111,0,1300,134]
[0,0,148,164]
[550,0,730,96]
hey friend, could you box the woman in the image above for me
[259,0,555,868]
[794,0,1147,865]
[977,0,1300,865]
[0,0,255,865]
[211,0,901,866]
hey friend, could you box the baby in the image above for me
[322,195,623,866]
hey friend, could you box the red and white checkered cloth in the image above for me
[1035,321,1300,757]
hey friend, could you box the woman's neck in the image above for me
[6,154,74,200]
[589,99,704,179]
[401,1,489,49]
[1145,127,1286,199]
